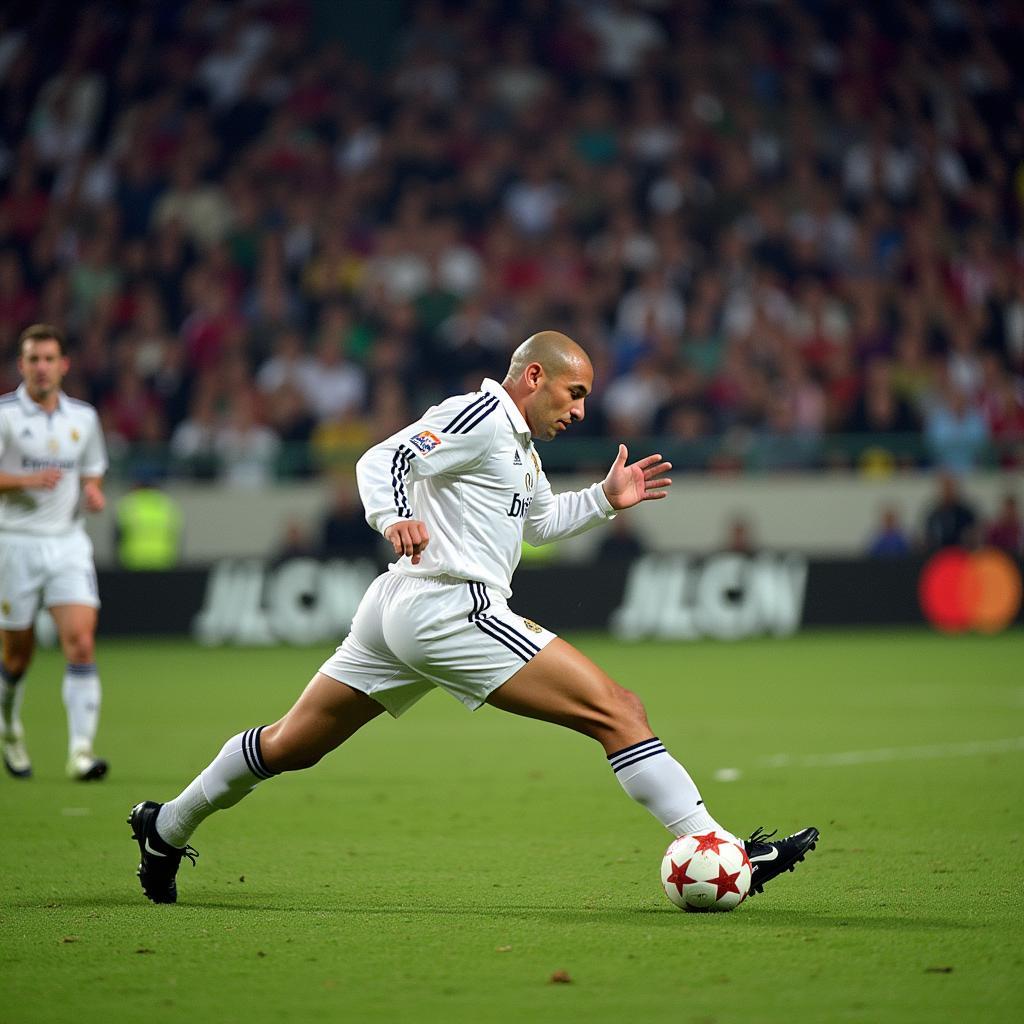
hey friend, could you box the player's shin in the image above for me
[156,726,279,847]
[0,665,26,729]
[609,737,734,839]
[62,663,100,755]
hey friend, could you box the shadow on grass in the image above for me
[7,894,981,932]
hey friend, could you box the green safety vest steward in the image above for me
[117,489,182,570]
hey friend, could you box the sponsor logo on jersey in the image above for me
[409,430,441,455]
[507,492,532,518]
[522,617,543,633]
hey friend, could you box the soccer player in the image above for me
[0,324,109,781]
[130,331,817,902]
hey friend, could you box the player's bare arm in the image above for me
[384,519,430,564]
[81,476,105,512]
[601,444,672,510]
[0,468,63,492]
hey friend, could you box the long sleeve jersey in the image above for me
[0,385,107,535]
[356,378,615,597]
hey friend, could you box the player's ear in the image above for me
[525,362,543,390]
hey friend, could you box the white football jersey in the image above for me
[0,385,108,535]
[356,377,615,597]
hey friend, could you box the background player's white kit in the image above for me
[1,332,109,783]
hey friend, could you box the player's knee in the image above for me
[259,722,325,772]
[2,651,31,676]
[610,686,651,732]
[63,633,95,664]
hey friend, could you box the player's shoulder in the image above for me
[435,388,502,436]
[0,390,19,420]
[62,394,99,417]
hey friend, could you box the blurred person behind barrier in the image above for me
[115,474,182,570]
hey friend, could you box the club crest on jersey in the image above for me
[409,430,442,455]
[1,601,10,617]
[522,618,543,633]
[70,428,80,442]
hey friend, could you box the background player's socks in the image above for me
[62,663,101,753]
[608,737,730,838]
[0,666,26,732]
[157,727,278,847]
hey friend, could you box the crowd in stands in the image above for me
[1,0,1023,484]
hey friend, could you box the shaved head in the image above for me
[505,331,591,384]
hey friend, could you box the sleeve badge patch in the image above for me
[408,430,442,455]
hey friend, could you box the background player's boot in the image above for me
[67,744,108,781]
[745,826,819,896]
[128,801,198,904]
[2,722,32,778]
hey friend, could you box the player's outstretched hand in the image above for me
[385,520,430,564]
[601,444,672,511]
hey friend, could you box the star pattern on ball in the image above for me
[691,831,729,854]
[666,857,697,895]
[709,864,742,901]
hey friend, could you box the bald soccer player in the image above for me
[129,332,818,903]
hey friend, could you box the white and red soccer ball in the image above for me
[660,830,752,912]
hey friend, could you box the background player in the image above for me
[130,331,817,902]
[0,324,109,780]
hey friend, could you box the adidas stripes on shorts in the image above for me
[319,570,557,717]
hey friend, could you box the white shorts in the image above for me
[0,530,100,629]
[319,570,558,717]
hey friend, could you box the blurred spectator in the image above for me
[866,505,912,558]
[722,515,756,555]
[923,378,991,475]
[115,475,183,570]
[596,516,647,562]
[985,494,1024,557]
[319,476,376,559]
[214,392,281,488]
[0,0,1020,484]
[922,473,980,551]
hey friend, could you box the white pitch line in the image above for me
[714,736,1024,782]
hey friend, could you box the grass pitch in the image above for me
[2,630,1022,1024]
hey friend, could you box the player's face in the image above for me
[19,339,69,401]
[527,359,593,441]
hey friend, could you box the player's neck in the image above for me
[28,389,60,414]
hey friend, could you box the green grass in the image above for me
[2,631,1023,1023]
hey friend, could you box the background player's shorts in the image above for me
[319,571,558,717]
[0,530,100,629]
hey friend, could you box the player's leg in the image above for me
[484,637,727,838]
[487,637,819,894]
[156,673,385,846]
[49,603,107,781]
[131,675,385,904]
[1,627,35,778]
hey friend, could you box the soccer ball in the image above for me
[660,830,752,912]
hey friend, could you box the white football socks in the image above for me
[157,727,278,848]
[62,663,101,755]
[609,737,727,837]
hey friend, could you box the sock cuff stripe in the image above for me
[608,738,666,772]
[242,727,277,780]
[66,663,97,676]
[1,665,24,684]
